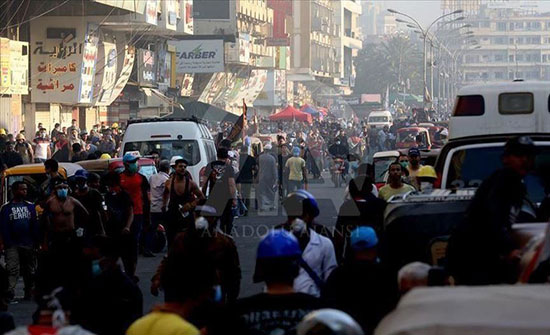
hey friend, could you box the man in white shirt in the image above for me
[144,160,170,257]
[278,191,337,297]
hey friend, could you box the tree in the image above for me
[354,35,423,97]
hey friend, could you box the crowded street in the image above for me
[3,1,550,335]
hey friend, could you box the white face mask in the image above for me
[195,217,209,230]
[291,218,307,235]
[420,182,433,193]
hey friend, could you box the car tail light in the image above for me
[434,172,442,188]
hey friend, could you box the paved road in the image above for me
[9,173,346,326]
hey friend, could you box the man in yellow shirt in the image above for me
[379,162,416,201]
[127,255,218,335]
[407,147,424,190]
[285,147,308,192]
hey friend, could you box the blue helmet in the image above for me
[122,153,139,163]
[257,230,302,259]
[283,190,320,218]
[74,169,89,180]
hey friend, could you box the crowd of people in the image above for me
[0,120,122,170]
[0,110,547,335]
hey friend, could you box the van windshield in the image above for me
[446,144,550,203]
[124,140,201,166]
[369,116,388,123]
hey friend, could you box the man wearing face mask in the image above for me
[72,170,105,238]
[43,178,89,251]
[416,165,438,194]
[73,236,143,335]
[120,153,151,281]
[279,191,337,297]
[151,203,241,304]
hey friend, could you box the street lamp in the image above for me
[388,8,464,108]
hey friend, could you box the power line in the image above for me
[0,0,26,36]
[1,0,71,32]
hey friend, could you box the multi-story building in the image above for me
[333,0,362,95]
[459,6,550,84]
[441,0,481,14]
[288,0,362,106]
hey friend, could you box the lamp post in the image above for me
[388,8,463,109]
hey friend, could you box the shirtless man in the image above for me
[43,178,89,250]
[162,158,205,245]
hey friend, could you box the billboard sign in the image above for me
[105,45,135,106]
[138,49,156,86]
[172,39,224,73]
[78,23,100,103]
[97,42,118,105]
[145,0,158,25]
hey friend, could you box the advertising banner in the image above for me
[97,42,118,105]
[165,0,177,31]
[145,0,158,25]
[8,40,29,95]
[138,49,156,86]
[30,18,87,103]
[183,0,194,34]
[105,45,135,106]
[179,74,194,96]
[0,38,10,93]
[78,23,100,104]
[172,40,224,73]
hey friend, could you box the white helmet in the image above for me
[170,155,184,167]
[298,309,364,335]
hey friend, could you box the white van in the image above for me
[449,81,550,140]
[121,118,217,182]
[367,110,393,129]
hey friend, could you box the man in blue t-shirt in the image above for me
[0,181,39,301]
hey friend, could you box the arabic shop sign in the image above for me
[30,18,87,104]
[171,39,224,73]
[138,49,156,86]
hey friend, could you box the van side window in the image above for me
[453,95,485,116]
[499,92,534,114]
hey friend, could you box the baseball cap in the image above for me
[504,136,537,157]
[350,226,378,250]
[408,147,421,157]
[122,153,139,163]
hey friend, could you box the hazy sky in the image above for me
[372,0,550,26]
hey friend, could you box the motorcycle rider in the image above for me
[328,139,350,180]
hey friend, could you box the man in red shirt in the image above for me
[120,153,151,281]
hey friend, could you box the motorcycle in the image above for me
[331,157,346,188]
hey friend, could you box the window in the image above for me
[124,140,201,166]
[446,145,549,203]
[494,72,504,79]
[509,55,514,62]
[497,22,507,31]
[494,54,504,61]
[499,92,534,114]
[482,21,490,28]
[453,95,485,116]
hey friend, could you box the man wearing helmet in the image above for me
[448,136,538,285]
[277,191,337,297]
[224,231,321,335]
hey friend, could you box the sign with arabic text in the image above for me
[97,42,118,105]
[0,38,10,93]
[78,23,100,103]
[8,40,29,94]
[30,17,86,103]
